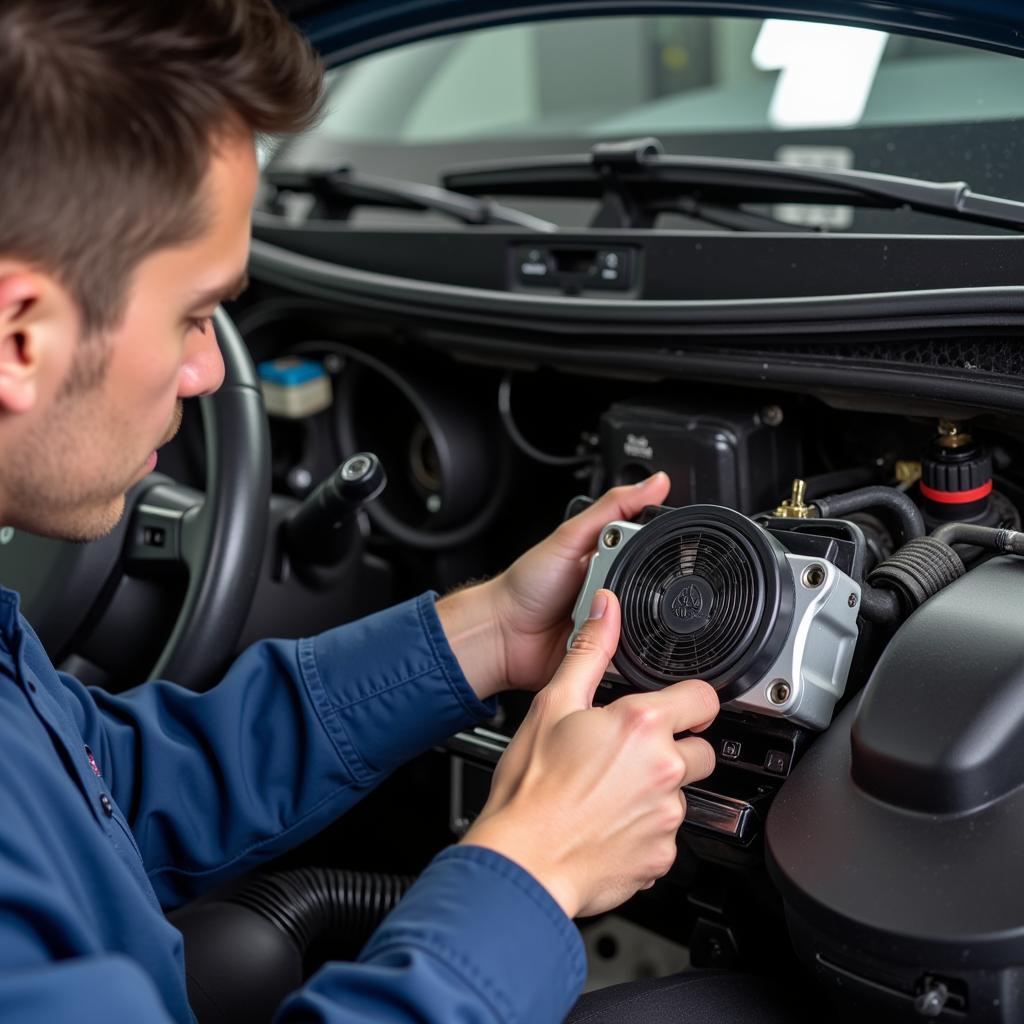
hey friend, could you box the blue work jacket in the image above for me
[0,586,586,1022]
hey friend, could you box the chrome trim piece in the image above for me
[683,786,757,844]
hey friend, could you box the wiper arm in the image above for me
[263,165,556,232]
[442,137,1024,233]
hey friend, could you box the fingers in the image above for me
[675,735,717,786]
[555,472,671,559]
[614,678,720,738]
[662,678,720,735]
[545,589,621,712]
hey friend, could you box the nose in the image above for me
[178,321,226,399]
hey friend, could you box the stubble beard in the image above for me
[3,397,183,544]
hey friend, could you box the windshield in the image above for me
[277,14,1024,230]
[317,17,1024,141]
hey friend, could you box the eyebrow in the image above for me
[188,270,250,312]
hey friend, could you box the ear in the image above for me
[0,267,75,415]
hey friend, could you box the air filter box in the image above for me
[599,401,798,514]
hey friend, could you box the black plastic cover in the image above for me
[853,555,1024,813]
[767,556,1024,968]
[763,517,867,581]
[599,400,798,515]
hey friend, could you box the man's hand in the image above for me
[461,589,719,919]
[437,472,670,701]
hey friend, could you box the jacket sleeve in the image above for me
[57,593,496,909]
[0,721,177,1023]
[276,846,588,1024]
[0,957,176,1024]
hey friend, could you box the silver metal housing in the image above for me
[569,518,861,730]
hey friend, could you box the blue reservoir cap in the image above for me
[258,357,326,388]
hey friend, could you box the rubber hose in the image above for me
[499,376,595,467]
[866,537,966,615]
[856,584,902,625]
[174,868,415,1024]
[930,522,1024,554]
[814,485,926,543]
[228,867,414,959]
[801,466,875,501]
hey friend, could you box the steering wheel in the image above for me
[0,308,269,690]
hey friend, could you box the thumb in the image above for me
[548,589,621,712]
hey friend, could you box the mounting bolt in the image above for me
[801,564,826,589]
[761,405,784,427]
[602,527,622,549]
[848,592,858,608]
[768,679,791,705]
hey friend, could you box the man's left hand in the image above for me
[437,472,670,701]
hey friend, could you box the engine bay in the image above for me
[146,299,1024,1021]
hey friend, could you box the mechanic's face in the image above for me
[0,130,258,540]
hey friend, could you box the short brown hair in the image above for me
[0,0,323,335]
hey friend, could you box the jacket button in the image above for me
[99,794,114,817]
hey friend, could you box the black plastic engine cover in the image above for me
[766,556,1024,1016]
[852,556,1024,814]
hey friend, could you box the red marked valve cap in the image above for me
[919,479,993,505]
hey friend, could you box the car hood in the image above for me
[277,1,1024,63]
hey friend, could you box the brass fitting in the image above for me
[775,479,814,519]
[894,460,922,486]
[936,419,971,450]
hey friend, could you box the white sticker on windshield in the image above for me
[772,145,857,230]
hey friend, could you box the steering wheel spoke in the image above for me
[126,479,205,573]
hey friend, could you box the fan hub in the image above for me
[661,575,715,635]
[606,505,795,701]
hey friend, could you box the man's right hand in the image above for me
[460,589,719,920]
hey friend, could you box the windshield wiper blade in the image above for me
[442,137,1024,233]
[264,166,557,232]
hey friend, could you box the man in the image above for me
[0,2,721,1021]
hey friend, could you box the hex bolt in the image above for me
[602,527,622,549]
[802,564,826,589]
[768,679,791,705]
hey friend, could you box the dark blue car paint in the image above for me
[278,1,1024,65]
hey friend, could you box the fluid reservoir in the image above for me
[919,419,995,527]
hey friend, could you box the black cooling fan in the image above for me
[606,506,795,702]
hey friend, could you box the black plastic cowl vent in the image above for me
[711,337,1024,379]
[607,505,794,702]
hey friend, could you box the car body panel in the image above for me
[277,1,1024,63]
